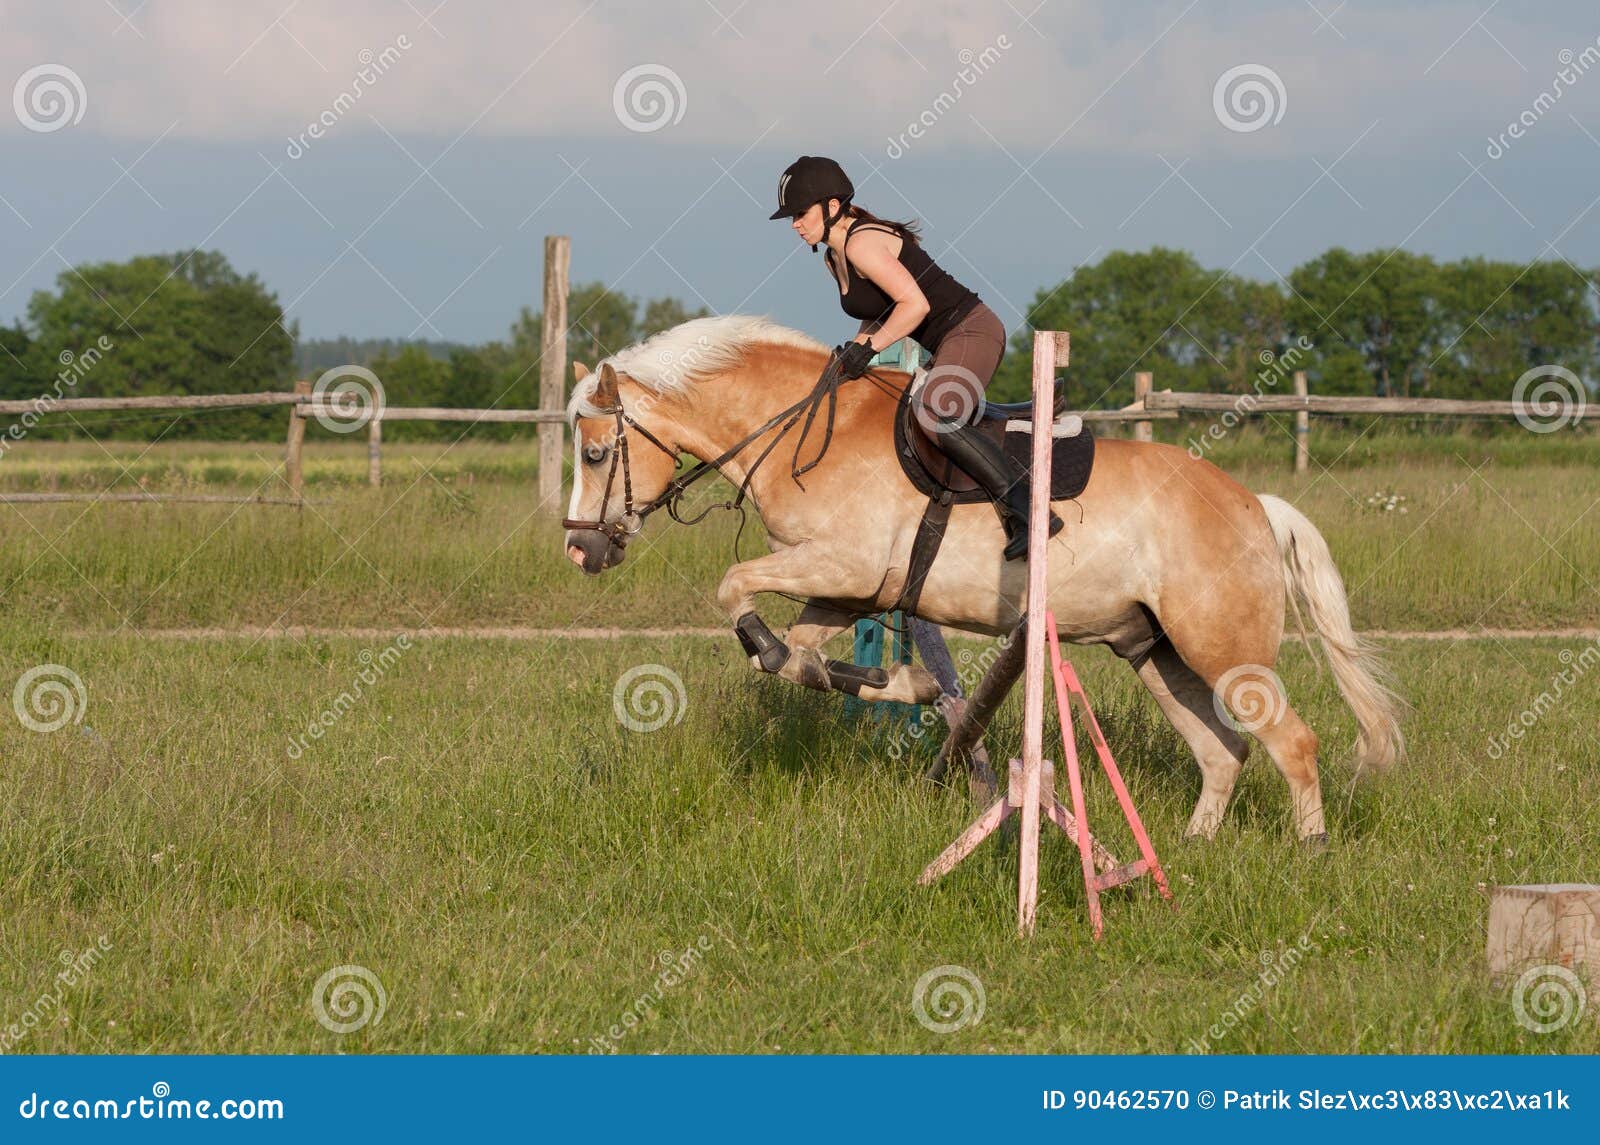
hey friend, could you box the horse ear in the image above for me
[572,361,591,381]
[594,363,619,408]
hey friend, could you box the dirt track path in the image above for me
[72,625,1600,642]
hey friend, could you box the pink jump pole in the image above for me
[1048,636,1176,915]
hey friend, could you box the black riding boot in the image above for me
[934,423,1063,561]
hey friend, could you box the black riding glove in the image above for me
[834,340,875,380]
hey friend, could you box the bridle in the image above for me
[559,401,680,545]
[561,352,873,547]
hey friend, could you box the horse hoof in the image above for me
[1300,832,1331,852]
[1179,832,1210,847]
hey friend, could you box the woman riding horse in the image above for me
[770,155,1062,560]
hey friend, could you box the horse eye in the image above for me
[583,443,609,465]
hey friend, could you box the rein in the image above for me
[562,351,873,543]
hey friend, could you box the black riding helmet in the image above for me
[769,156,853,251]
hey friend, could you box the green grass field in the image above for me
[0,428,1597,1053]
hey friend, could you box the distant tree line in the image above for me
[2,247,1593,441]
[0,250,295,439]
[990,247,1600,405]
[0,250,706,441]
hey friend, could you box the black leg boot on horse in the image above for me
[934,422,1063,561]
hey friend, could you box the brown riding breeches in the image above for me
[917,302,1007,427]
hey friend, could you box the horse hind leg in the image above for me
[1129,638,1250,841]
[1229,682,1325,845]
[1156,622,1327,844]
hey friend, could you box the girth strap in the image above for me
[896,492,952,616]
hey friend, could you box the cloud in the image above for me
[4,0,1597,158]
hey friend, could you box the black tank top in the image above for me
[827,223,980,350]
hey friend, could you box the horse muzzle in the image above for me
[564,528,627,575]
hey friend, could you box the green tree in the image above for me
[1434,258,1598,399]
[995,248,1287,405]
[640,296,711,338]
[566,283,640,369]
[1286,249,1441,396]
[507,285,709,397]
[366,344,448,441]
[25,250,295,436]
[0,322,34,399]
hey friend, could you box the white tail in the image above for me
[1257,494,1406,772]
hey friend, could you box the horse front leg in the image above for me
[716,551,940,703]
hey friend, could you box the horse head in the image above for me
[562,361,682,575]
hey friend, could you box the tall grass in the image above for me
[0,632,1593,1053]
[0,430,1595,1054]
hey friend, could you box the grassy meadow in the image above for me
[0,421,1597,1053]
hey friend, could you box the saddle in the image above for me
[889,368,1097,616]
[893,368,1096,503]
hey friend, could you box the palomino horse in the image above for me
[562,316,1404,843]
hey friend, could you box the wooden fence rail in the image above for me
[298,405,565,424]
[2,368,1587,505]
[0,391,301,415]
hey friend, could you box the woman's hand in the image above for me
[835,340,875,380]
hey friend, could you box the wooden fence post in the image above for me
[1293,370,1309,474]
[368,416,383,488]
[285,379,311,501]
[1133,371,1153,442]
[539,235,571,511]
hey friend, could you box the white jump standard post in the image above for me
[917,331,1174,938]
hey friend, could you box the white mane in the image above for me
[567,314,824,420]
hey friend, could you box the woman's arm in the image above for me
[844,231,930,351]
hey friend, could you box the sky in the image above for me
[2,0,1599,345]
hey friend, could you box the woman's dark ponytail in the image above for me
[845,204,922,242]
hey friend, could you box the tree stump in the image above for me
[1487,884,1600,987]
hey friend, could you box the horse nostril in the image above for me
[566,545,586,567]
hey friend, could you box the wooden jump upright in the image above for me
[919,331,1174,938]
